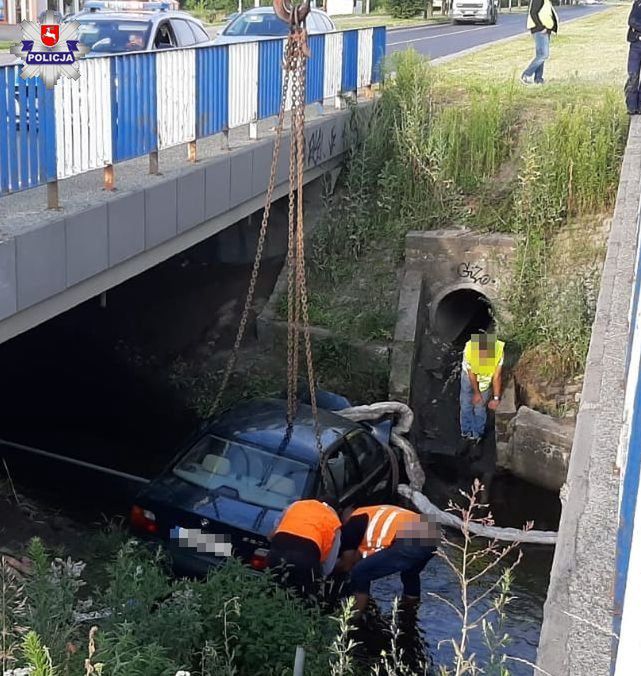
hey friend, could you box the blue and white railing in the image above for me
[0,26,386,200]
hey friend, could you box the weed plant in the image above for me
[308,50,625,379]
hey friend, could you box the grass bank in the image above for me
[304,6,627,383]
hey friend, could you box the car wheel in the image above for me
[452,19,460,25]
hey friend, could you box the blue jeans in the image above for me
[460,370,491,438]
[522,31,549,83]
[626,41,641,113]
[350,540,436,597]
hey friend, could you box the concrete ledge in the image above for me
[537,117,641,674]
[388,269,424,403]
[0,109,355,345]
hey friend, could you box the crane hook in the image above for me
[273,0,311,28]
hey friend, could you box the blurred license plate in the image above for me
[170,526,232,556]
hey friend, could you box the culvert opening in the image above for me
[433,289,493,345]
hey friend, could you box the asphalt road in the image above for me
[386,5,606,60]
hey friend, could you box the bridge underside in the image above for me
[0,108,350,345]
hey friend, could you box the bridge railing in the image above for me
[0,26,386,202]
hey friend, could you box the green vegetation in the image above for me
[3,530,521,675]
[305,7,627,381]
[387,0,426,19]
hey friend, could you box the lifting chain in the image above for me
[208,6,327,492]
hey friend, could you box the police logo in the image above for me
[10,10,90,89]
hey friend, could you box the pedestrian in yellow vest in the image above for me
[336,505,440,617]
[460,332,504,443]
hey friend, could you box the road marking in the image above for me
[388,24,502,46]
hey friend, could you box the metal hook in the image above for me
[273,0,311,28]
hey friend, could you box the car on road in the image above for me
[213,6,336,45]
[451,0,498,25]
[72,1,213,55]
[129,396,399,576]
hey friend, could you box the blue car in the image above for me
[130,397,399,575]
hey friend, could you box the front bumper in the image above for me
[452,9,489,20]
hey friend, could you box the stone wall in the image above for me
[404,229,517,326]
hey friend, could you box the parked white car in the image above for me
[213,6,336,45]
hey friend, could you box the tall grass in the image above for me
[504,94,626,378]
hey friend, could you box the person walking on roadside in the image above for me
[460,332,504,444]
[336,505,439,620]
[521,0,559,85]
[625,0,641,115]
[266,498,342,598]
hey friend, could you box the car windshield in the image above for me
[223,11,289,37]
[77,19,151,53]
[173,434,311,510]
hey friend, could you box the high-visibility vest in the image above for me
[351,505,419,558]
[274,500,340,562]
[463,339,505,379]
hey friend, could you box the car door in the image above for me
[153,20,178,50]
[170,19,198,48]
[186,19,211,45]
[319,441,363,508]
[346,431,392,504]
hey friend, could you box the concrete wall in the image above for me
[404,229,516,328]
[0,112,350,345]
[537,119,641,674]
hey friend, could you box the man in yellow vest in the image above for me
[460,332,504,443]
[336,505,439,616]
[521,0,559,85]
[266,498,342,598]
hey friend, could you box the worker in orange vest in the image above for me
[266,498,342,598]
[337,505,440,616]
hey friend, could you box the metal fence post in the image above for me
[293,646,305,676]
[188,140,197,162]
[47,180,60,210]
[149,150,159,175]
[104,165,115,191]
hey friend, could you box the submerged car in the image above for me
[213,6,336,45]
[130,396,399,575]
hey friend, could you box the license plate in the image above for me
[170,526,232,556]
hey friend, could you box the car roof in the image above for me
[74,9,195,22]
[235,6,327,16]
[206,398,361,464]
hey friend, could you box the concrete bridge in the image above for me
[0,27,384,343]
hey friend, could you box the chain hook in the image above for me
[273,0,311,28]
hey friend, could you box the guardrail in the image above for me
[0,26,386,204]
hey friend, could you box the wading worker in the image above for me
[460,332,504,443]
[336,505,439,618]
[521,0,558,85]
[626,0,641,115]
[266,498,341,598]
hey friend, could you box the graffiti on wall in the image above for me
[457,262,492,286]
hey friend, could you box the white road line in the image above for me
[388,24,503,46]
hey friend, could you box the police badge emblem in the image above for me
[9,10,90,89]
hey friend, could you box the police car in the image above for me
[71,1,214,55]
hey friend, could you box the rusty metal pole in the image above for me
[47,180,59,209]
[104,165,115,191]
[149,150,159,174]
[188,140,197,162]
